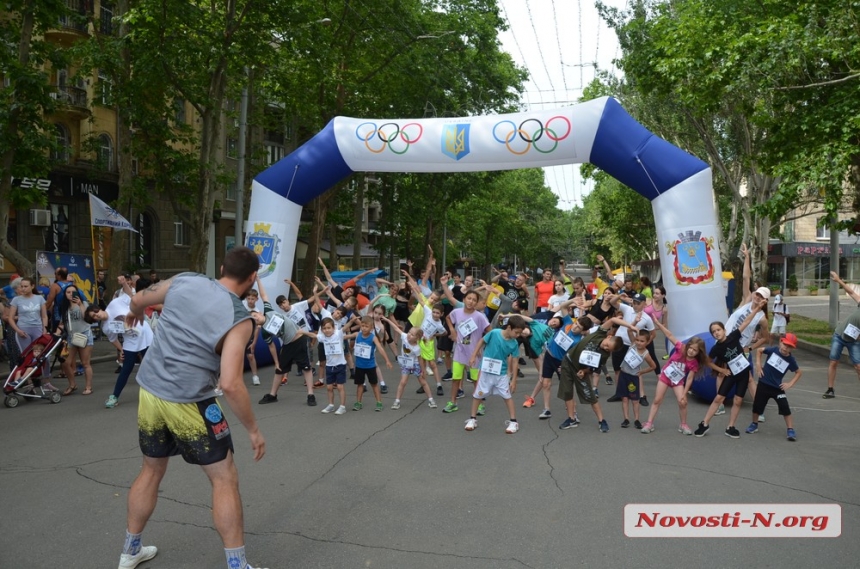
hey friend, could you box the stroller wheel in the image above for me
[4,395,20,408]
[50,392,62,404]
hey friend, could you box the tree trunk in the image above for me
[353,176,364,268]
[301,194,331,294]
[0,7,35,277]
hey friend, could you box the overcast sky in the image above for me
[497,0,628,210]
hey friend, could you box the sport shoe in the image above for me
[118,545,157,568]
[477,403,486,416]
[465,418,478,431]
[307,394,317,406]
[352,401,363,411]
[694,422,710,437]
[606,395,621,402]
[605,376,614,385]
[335,405,347,415]
[391,400,401,410]
[105,395,119,409]
[523,396,535,408]
[517,369,524,378]
[505,420,519,434]
[621,419,630,428]
[321,403,336,413]
[678,423,692,435]
[427,367,434,375]
[640,421,655,434]
[639,396,649,407]
[634,420,642,430]
[823,388,835,399]
[441,371,453,381]
[375,401,383,412]
[599,419,609,433]
[252,375,260,386]
[759,414,766,423]
[725,426,741,439]
[457,389,465,399]
[559,417,578,430]
[380,384,388,394]
[745,422,759,434]
[416,386,425,394]
[518,357,527,365]
[428,399,437,409]
[259,393,278,404]
[436,385,444,396]
[443,401,458,413]
[538,409,551,420]
[787,428,797,441]
[280,376,287,385]
[714,403,725,415]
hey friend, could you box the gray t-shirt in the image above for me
[11,294,46,328]
[136,273,252,403]
[835,304,860,339]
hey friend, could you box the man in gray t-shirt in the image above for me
[117,246,267,569]
[824,271,860,398]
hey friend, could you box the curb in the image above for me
[796,338,850,366]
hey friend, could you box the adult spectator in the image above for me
[2,274,21,300]
[96,269,107,309]
[823,271,860,399]
[8,277,48,353]
[116,245,266,569]
[56,284,93,396]
[534,268,555,312]
[45,267,71,331]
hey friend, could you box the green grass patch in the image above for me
[788,314,832,347]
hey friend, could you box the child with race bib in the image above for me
[352,316,393,411]
[317,317,351,415]
[383,316,437,410]
[748,333,802,441]
[618,329,656,430]
[641,318,708,435]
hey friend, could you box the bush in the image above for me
[788,274,798,291]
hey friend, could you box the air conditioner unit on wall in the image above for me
[29,209,52,227]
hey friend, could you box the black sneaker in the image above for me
[605,376,614,385]
[621,419,630,428]
[725,426,741,439]
[307,394,317,406]
[517,369,524,378]
[639,396,649,407]
[606,394,621,402]
[441,371,453,380]
[436,385,444,397]
[114,366,122,374]
[518,357,527,365]
[416,386,425,394]
[694,422,710,437]
[634,420,643,430]
[380,385,388,394]
[457,389,465,399]
[259,394,278,404]
[823,388,835,399]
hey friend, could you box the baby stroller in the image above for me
[3,334,64,408]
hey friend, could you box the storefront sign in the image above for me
[12,173,119,202]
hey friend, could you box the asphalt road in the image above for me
[2,330,859,568]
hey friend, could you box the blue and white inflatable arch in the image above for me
[248,96,725,399]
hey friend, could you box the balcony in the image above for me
[49,84,90,120]
[45,0,91,44]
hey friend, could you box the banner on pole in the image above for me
[89,193,138,232]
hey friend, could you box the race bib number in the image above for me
[623,349,644,369]
[845,323,860,340]
[554,332,574,351]
[481,357,503,375]
[323,341,343,356]
[107,320,125,334]
[727,353,750,376]
[354,342,372,360]
[457,318,477,338]
[422,321,438,338]
[766,352,789,374]
[397,355,416,368]
[578,350,601,368]
[664,362,687,385]
[263,314,284,336]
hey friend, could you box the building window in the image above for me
[226,136,238,159]
[97,133,114,171]
[173,98,186,124]
[226,179,237,202]
[816,219,830,240]
[52,123,71,163]
[97,69,112,105]
[100,2,114,35]
[174,216,189,246]
[783,220,794,242]
[265,143,285,165]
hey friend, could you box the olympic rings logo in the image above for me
[354,122,424,154]
[491,116,572,155]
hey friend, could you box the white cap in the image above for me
[755,286,771,300]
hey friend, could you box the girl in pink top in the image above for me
[641,317,707,435]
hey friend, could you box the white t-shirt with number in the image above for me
[317,329,347,366]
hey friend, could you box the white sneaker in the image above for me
[437,357,444,363]
[321,404,336,414]
[428,399,437,408]
[391,400,401,410]
[334,405,347,415]
[252,375,260,386]
[505,420,520,434]
[714,403,725,416]
[759,414,766,422]
[465,418,478,431]
[427,368,434,376]
[118,545,157,568]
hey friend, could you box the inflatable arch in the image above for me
[247,96,726,399]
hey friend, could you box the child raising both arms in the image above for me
[640,319,708,435]
[383,317,437,410]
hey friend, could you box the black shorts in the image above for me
[522,340,539,360]
[541,353,561,379]
[618,371,640,400]
[752,382,791,416]
[278,337,312,372]
[718,373,750,399]
[325,364,347,385]
[354,366,379,386]
[393,302,410,322]
[137,389,233,466]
